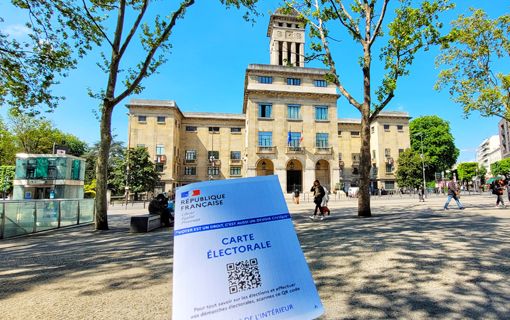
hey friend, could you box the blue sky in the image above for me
[1,1,508,162]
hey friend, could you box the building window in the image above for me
[386,163,394,173]
[314,80,327,87]
[137,144,145,148]
[397,125,403,132]
[155,163,164,172]
[230,166,242,176]
[371,126,375,134]
[287,78,301,86]
[258,76,273,84]
[287,105,301,120]
[184,166,196,176]
[338,130,342,136]
[258,131,272,146]
[385,181,395,189]
[351,131,360,137]
[209,127,220,133]
[384,124,390,131]
[185,126,197,132]
[316,133,329,148]
[208,167,220,176]
[385,148,391,157]
[258,103,272,118]
[185,150,197,162]
[156,144,165,155]
[137,115,147,123]
[231,127,241,133]
[338,153,343,160]
[352,153,361,162]
[230,151,241,160]
[352,167,359,175]
[208,151,219,161]
[315,106,328,120]
[288,132,301,147]
[157,116,165,124]
[372,150,376,159]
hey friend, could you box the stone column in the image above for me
[271,40,279,65]
[290,42,296,66]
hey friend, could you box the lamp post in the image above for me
[416,132,427,197]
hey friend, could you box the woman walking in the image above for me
[310,180,325,220]
[495,179,506,208]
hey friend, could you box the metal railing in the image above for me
[0,199,95,239]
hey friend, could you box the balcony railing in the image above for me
[257,146,276,154]
[315,147,332,154]
[286,146,305,154]
[229,159,243,165]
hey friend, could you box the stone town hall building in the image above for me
[126,10,410,194]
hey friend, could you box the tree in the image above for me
[395,149,426,189]
[288,0,452,216]
[84,138,125,185]
[1,1,100,114]
[8,114,88,156]
[110,147,160,199]
[0,165,15,198]
[491,158,510,177]
[409,115,459,181]
[436,9,510,121]
[0,117,17,165]
[457,162,485,190]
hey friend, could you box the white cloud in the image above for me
[3,24,31,38]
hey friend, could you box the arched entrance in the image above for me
[256,159,274,176]
[315,160,330,190]
[286,159,303,193]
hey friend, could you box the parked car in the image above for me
[348,187,359,198]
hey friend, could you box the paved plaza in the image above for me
[1,193,509,319]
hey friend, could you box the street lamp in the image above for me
[416,132,427,197]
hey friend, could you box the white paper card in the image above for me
[172,176,323,320]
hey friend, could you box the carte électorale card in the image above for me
[172,176,323,320]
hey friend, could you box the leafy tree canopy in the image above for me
[0,117,17,165]
[0,165,15,196]
[490,158,510,177]
[457,162,486,183]
[409,115,459,179]
[396,149,426,189]
[436,9,510,121]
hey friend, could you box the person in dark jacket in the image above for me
[443,179,464,210]
[149,194,173,227]
[309,180,325,220]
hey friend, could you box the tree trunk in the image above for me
[95,102,113,230]
[358,40,372,217]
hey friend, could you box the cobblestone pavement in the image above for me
[1,193,509,319]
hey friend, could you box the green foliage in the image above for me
[84,138,125,185]
[490,158,510,177]
[436,9,510,121]
[0,117,16,165]
[396,149,426,189]
[8,114,88,156]
[109,147,160,196]
[0,165,15,194]
[84,179,96,198]
[2,1,101,114]
[409,115,459,180]
[456,162,484,183]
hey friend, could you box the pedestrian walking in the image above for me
[293,188,300,204]
[494,179,506,208]
[443,179,464,210]
[309,180,325,220]
[418,185,425,202]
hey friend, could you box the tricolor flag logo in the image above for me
[181,189,201,198]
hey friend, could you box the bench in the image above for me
[130,214,161,233]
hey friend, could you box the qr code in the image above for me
[227,258,261,294]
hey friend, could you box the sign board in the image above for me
[172,176,323,320]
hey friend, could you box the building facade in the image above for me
[126,10,410,194]
[477,135,502,175]
[498,119,510,159]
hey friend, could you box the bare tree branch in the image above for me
[119,0,149,59]
[369,0,389,48]
[82,0,114,48]
[329,0,361,40]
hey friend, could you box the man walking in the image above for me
[443,178,464,210]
